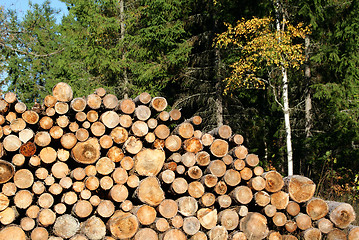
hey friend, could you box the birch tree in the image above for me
[215,16,309,175]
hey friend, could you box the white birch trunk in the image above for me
[282,68,293,176]
[276,1,293,176]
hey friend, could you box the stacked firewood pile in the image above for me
[0,82,357,240]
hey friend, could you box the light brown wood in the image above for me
[48,183,63,195]
[84,176,99,191]
[231,146,247,160]
[120,99,136,114]
[151,97,167,112]
[201,174,218,188]
[248,176,266,191]
[73,200,93,218]
[326,228,347,240]
[171,177,188,194]
[20,216,36,231]
[45,107,56,116]
[31,227,49,240]
[49,126,63,139]
[273,212,287,227]
[284,175,316,203]
[101,111,120,128]
[109,184,128,202]
[209,125,232,139]
[124,136,143,154]
[196,151,211,166]
[57,115,70,128]
[253,166,264,176]
[134,148,165,176]
[69,122,79,132]
[171,214,184,229]
[135,105,151,121]
[295,213,312,230]
[262,171,284,193]
[271,191,289,210]
[39,146,57,164]
[32,181,45,195]
[184,137,203,153]
[53,214,80,239]
[38,208,56,227]
[95,87,107,97]
[2,182,17,196]
[105,147,123,164]
[26,205,40,219]
[54,203,67,215]
[305,198,329,221]
[97,199,115,218]
[62,191,78,205]
[34,167,48,180]
[181,152,196,167]
[127,175,140,188]
[14,169,34,189]
[3,134,21,151]
[348,225,359,240]
[134,92,152,104]
[10,118,26,132]
[55,101,69,115]
[162,229,187,240]
[53,82,73,102]
[57,148,70,162]
[188,181,205,198]
[201,133,214,146]
[14,102,27,113]
[0,100,9,114]
[177,196,198,217]
[112,167,128,185]
[182,216,201,235]
[133,205,157,225]
[22,110,39,124]
[230,134,244,145]
[81,216,106,240]
[107,210,139,239]
[219,209,239,231]
[206,159,226,177]
[0,193,9,211]
[286,201,300,217]
[302,228,321,240]
[240,212,269,240]
[213,181,226,196]
[210,139,229,158]
[159,169,175,184]
[158,111,170,122]
[0,226,27,240]
[121,200,133,212]
[175,122,194,139]
[70,97,86,112]
[76,111,87,122]
[254,191,271,207]
[4,92,17,104]
[245,153,259,167]
[230,186,253,204]
[72,138,101,164]
[87,94,102,109]
[0,160,15,184]
[38,193,54,209]
[315,218,333,234]
[19,128,34,143]
[327,201,356,229]
[155,218,170,232]
[6,112,16,123]
[102,94,118,109]
[187,166,203,180]
[217,194,232,208]
[119,114,133,128]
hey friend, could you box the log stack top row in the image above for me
[0,82,357,240]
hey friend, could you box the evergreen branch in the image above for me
[172,92,216,109]
[0,41,64,58]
